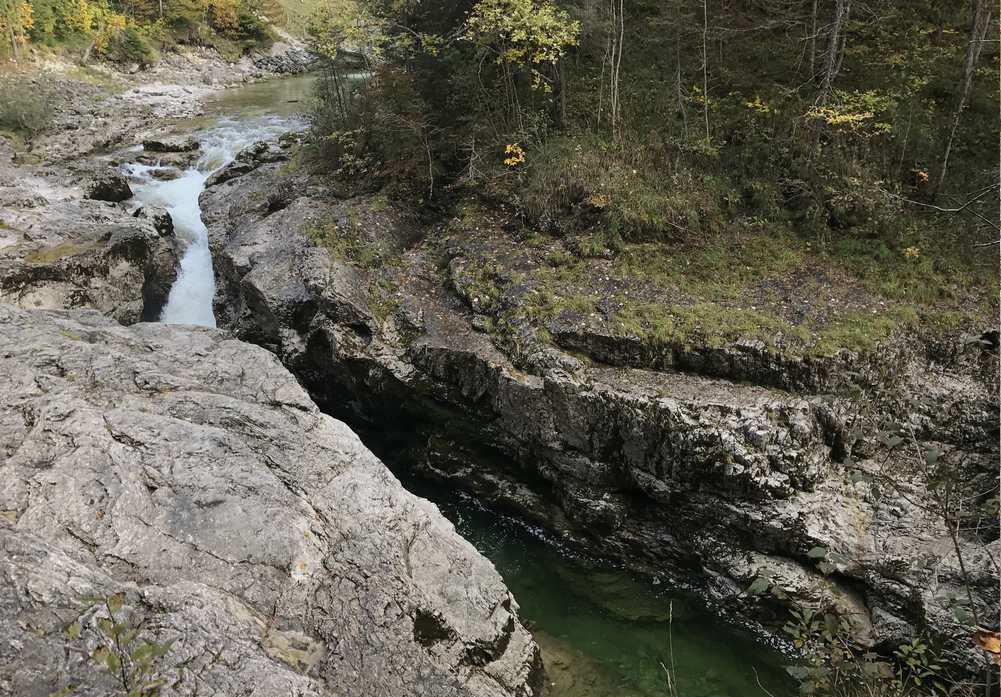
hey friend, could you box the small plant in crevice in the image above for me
[64,592,172,697]
[780,605,957,697]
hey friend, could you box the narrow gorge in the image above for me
[1,4,999,694]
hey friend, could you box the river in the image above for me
[133,73,795,697]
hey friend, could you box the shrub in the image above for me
[98,26,159,66]
[0,78,56,141]
[516,134,726,240]
[309,64,435,196]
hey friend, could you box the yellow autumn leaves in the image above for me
[503,142,525,167]
[466,0,579,93]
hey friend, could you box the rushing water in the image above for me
[123,75,316,326]
[123,74,795,696]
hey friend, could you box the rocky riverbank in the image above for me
[0,41,311,321]
[200,143,999,678]
[1,43,997,690]
[1,55,545,697]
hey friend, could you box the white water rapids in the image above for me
[123,115,301,327]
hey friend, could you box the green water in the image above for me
[200,73,319,119]
[420,488,794,697]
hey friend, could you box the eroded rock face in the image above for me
[86,172,134,202]
[0,190,179,324]
[142,135,200,153]
[0,305,543,697]
[253,43,316,74]
[202,148,999,676]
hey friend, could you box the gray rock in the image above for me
[86,173,134,202]
[0,305,543,697]
[133,204,174,237]
[143,136,200,153]
[206,140,287,187]
[253,43,316,74]
[0,203,179,324]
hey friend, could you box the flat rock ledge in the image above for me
[0,305,542,697]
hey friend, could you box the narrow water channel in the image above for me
[123,75,316,326]
[134,74,795,697]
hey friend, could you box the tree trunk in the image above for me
[809,0,818,79]
[554,58,568,130]
[607,0,625,139]
[675,26,688,137]
[816,0,850,108]
[4,3,19,61]
[933,0,990,198]
[701,0,710,141]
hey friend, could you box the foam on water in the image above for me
[124,114,302,327]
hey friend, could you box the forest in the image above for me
[0,0,278,63]
[306,0,997,242]
[297,0,1000,358]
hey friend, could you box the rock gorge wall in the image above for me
[201,143,1000,676]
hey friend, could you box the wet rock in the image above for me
[0,305,543,697]
[143,135,200,153]
[0,200,180,324]
[148,165,184,181]
[206,140,287,187]
[133,204,174,237]
[86,172,134,202]
[134,150,199,170]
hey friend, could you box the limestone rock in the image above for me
[143,135,200,153]
[133,204,174,237]
[0,305,543,697]
[202,156,999,676]
[86,172,134,202]
[0,199,179,324]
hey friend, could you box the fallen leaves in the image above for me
[974,626,1000,665]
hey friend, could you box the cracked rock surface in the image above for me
[0,304,542,697]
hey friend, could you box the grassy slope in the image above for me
[455,2,1000,360]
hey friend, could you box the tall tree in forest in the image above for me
[0,0,32,58]
[700,0,709,140]
[933,0,992,198]
[815,0,850,108]
[597,0,625,138]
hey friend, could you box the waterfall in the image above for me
[123,115,300,327]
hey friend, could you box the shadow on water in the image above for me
[402,478,795,697]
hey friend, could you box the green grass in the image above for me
[306,215,385,269]
[450,216,994,362]
[367,276,400,324]
[824,236,997,307]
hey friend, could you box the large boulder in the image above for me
[142,135,200,153]
[0,305,543,697]
[0,200,179,324]
[85,172,133,203]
